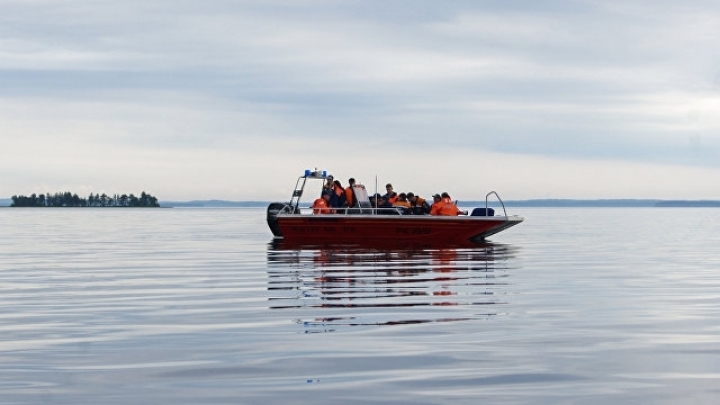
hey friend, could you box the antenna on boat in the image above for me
[374,175,378,209]
[373,174,379,201]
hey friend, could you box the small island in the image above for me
[10,192,160,207]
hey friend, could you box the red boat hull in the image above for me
[275,214,522,244]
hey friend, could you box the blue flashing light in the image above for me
[304,169,311,177]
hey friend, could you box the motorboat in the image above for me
[266,169,523,245]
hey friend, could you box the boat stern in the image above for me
[266,202,293,237]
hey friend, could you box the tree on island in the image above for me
[10,191,160,207]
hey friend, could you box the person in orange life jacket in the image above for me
[429,193,443,215]
[393,192,412,214]
[312,192,332,214]
[329,180,346,208]
[437,192,465,216]
[393,192,411,208]
[383,183,398,204]
[406,192,431,215]
[344,178,357,207]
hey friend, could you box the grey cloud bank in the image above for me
[1,1,719,201]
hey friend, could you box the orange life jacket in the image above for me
[430,201,443,215]
[345,186,355,207]
[383,191,398,204]
[410,197,430,215]
[312,198,331,214]
[438,197,460,216]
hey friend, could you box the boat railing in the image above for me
[485,191,508,218]
[292,206,408,215]
[278,204,297,214]
[337,207,406,215]
[368,207,407,215]
[286,199,507,218]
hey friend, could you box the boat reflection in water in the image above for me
[266,239,519,332]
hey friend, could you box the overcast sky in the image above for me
[2,0,720,201]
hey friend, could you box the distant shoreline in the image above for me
[3,199,720,208]
[504,199,720,208]
[151,199,720,208]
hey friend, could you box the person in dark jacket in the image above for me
[382,183,398,204]
[329,180,346,209]
[370,193,393,210]
[322,175,334,195]
[375,195,397,214]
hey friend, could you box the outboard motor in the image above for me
[266,202,292,237]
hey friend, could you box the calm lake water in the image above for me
[1,207,719,404]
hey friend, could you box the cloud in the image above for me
[1,0,720,200]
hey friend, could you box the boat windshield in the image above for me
[353,184,370,207]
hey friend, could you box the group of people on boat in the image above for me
[312,176,466,216]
